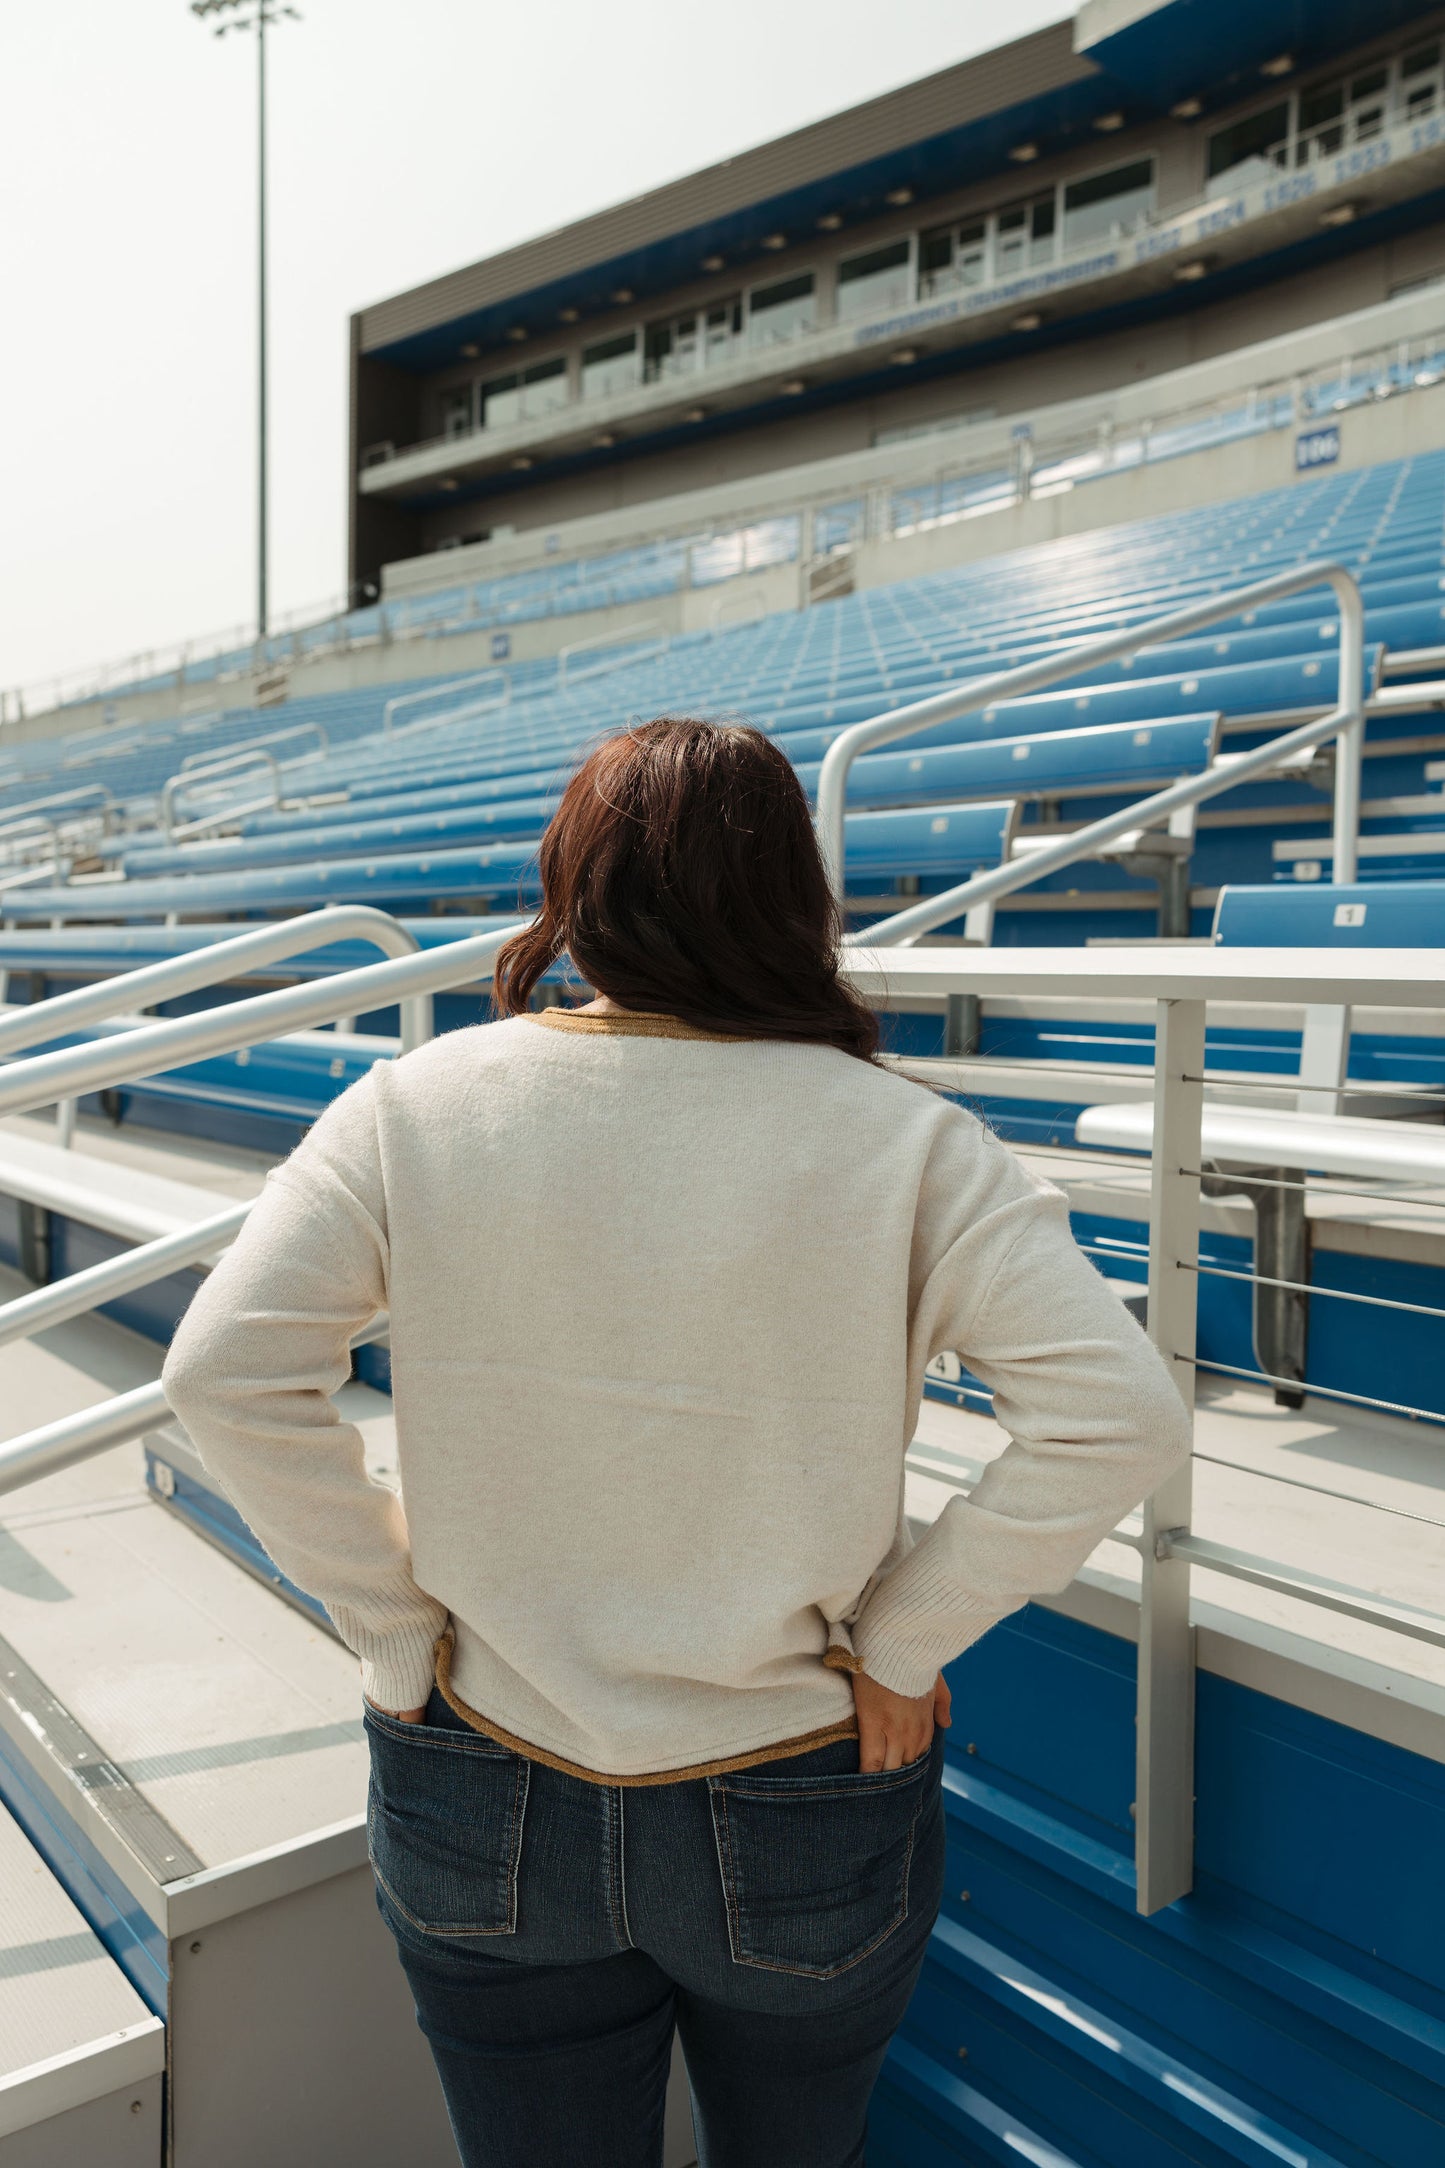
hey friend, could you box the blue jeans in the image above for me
[365,1688,945,2168]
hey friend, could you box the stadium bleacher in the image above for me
[1,448,1442,1161]
[4,448,1443,957]
[3,448,1444,2168]
[0,455,1437,1271]
[33,323,1445,719]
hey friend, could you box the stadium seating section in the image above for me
[4,448,1443,938]
[57,332,1445,703]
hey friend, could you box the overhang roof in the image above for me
[357,21,1109,371]
[357,1,1445,376]
[1075,0,1441,111]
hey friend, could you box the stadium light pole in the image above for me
[190,0,301,644]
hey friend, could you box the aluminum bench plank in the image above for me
[0,1129,246,1246]
[1074,1101,1445,1182]
[844,945,1445,1010]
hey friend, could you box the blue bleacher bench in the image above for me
[794,712,1222,810]
[1213,881,1445,947]
[2,800,1021,922]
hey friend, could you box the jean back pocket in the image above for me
[365,1705,529,1938]
[707,1744,935,1979]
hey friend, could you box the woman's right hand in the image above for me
[852,1668,951,1771]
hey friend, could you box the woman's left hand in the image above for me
[365,1697,427,1723]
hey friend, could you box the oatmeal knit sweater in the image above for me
[162,1010,1190,1781]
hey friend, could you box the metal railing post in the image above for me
[1330,579,1366,884]
[1136,997,1203,1917]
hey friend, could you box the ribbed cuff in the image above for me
[851,1557,1017,1698]
[333,1595,449,1716]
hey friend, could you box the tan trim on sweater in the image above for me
[531,1009,751,1043]
[435,1635,857,1785]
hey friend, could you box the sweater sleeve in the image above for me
[850,1113,1192,1698]
[161,1067,449,1714]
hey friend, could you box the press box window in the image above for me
[836,241,912,320]
[995,195,1056,273]
[919,220,986,296]
[748,273,816,347]
[1403,43,1443,116]
[645,298,741,380]
[1206,102,1289,185]
[1061,159,1154,248]
[1296,67,1389,161]
[581,332,641,401]
[480,356,568,430]
[703,298,743,363]
[440,387,474,438]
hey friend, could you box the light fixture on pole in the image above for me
[189,0,301,644]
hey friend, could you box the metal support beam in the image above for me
[1297,1001,1352,1117]
[1136,997,1203,1917]
[944,992,981,1058]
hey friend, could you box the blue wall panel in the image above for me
[869,1609,1445,2167]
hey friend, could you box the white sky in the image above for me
[0,0,1066,695]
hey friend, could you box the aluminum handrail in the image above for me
[0,813,63,870]
[819,560,1365,913]
[383,670,511,740]
[175,719,331,806]
[0,905,437,1063]
[843,700,1364,951]
[0,1380,174,1496]
[0,1312,392,1499]
[0,860,63,897]
[162,747,285,839]
[557,621,666,690]
[0,919,525,1121]
[178,719,329,775]
[9,783,118,832]
[163,791,295,843]
[0,1202,251,1349]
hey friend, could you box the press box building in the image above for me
[348,0,1445,601]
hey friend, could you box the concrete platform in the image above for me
[909,1377,1445,1766]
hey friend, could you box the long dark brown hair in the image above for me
[493,717,879,1061]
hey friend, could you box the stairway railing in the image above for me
[818,561,1367,932]
[0,919,527,1498]
[0,919,522,1124]
[0,904,438,1064]
[382,669,512,740]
